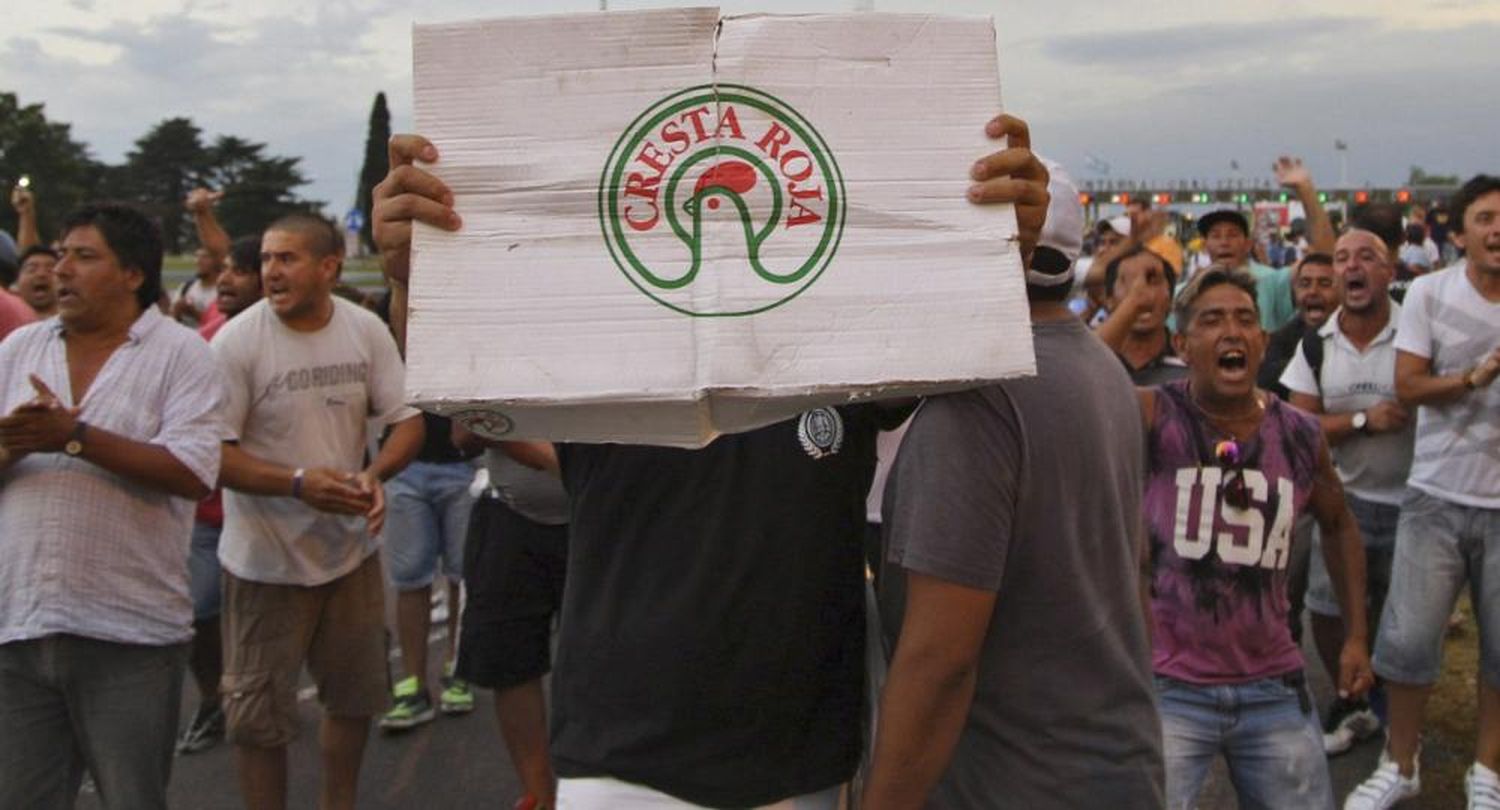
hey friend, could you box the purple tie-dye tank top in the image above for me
[1146,380,1322,684]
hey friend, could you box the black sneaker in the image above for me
[1323,697,1380,756]
[379,677,437,731]
[176,703,225,754]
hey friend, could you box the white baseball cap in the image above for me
[1027,158,1084,287]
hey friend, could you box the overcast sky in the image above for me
[5,0,1497,214]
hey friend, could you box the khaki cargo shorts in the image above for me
[220,553,389,748]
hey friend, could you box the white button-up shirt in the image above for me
[0,308,227,646]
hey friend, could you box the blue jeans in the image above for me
[0,635,186,809]
[383,460,477,589]
[1157,674,1333,810]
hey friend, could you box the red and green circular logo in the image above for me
[598,84,846,317]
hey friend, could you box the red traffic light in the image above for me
[1396,189,1412,203]
[1154,193,1171,205]
[1354,190,1370,204]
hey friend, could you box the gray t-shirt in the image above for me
[214,298,420,585]
[884,318,1164,809]
[482,448,569,526]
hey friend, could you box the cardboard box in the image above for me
[407,7,1033,448]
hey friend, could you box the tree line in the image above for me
[0,90,391,255]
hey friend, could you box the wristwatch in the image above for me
[64,421,88,456]
[1351,411,1369,434]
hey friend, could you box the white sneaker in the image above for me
[1344,750,1420,810]
[1324,702,1382,756]
[1469,763,1500,810]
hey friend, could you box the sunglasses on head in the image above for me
[1215,440,1251,510]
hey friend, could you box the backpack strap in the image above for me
[1301,329,1325,392]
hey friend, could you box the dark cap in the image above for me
[1197,208,1249,237]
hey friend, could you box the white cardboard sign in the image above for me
[407,8,1033,448]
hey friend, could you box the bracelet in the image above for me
[291,468,306,499]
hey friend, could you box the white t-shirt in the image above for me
[1393,263,1500,508]
[864,418,912,523]
[174,276,217,326]
[1280,303,1414,505]
[213,297,420,585]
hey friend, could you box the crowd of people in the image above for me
[0,111,1496,810]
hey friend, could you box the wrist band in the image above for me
[291,468,306,499]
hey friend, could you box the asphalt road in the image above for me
[77,602,523,810]
[75,604,1427,809]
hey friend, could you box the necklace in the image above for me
[1188,384,1265,424]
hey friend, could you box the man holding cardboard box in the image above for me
[374,111,1050,808]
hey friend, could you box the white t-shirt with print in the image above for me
[213,297,420,585]
[1393,263,1500,508]
[1280,303,1414,505]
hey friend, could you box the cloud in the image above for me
[1025,20,1500,188]
[1041,16,1377,69]
[2,5,411,209]
[4,0,1497,218]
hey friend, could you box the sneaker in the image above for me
[379,676,436,731]
[1345,749,1420,810]
[1324,698,1382,756]
[1469,763,1500,810]
[176,702,226,754]
[440,664,475,715]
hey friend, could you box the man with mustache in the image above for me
[1138,266,1372,810]
[1259,252,1339,400]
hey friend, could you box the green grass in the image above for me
[162,254,388,293]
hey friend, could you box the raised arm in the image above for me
[371,134,462,343]
[11,186,41,252]
[185,188,230,260]
[1275,156,1334,255]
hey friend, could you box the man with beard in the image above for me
[1259,252,1339,400]
[1139,266,1372,809]
[177,234,263,756]
[1281,230,1414,758]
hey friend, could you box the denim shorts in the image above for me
[1373,488,1500,688]
[188,521,223,621]
[382,460,477,590]
[1305,493,1398,619]
[1156,673,1333,810]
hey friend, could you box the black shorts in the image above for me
[454,494,568,691]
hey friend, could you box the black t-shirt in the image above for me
[551,404,904,807]
[1259,316,1311,400]
[415,411,469,464]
